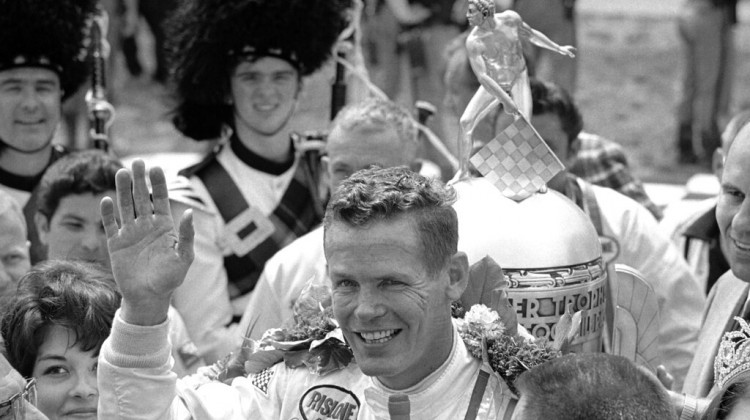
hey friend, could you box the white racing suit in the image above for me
[98,311,516,420]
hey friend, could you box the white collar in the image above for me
[363,324,482,416]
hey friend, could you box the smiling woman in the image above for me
[0,260,120,420]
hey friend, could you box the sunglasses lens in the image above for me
[0,379,36,419]
[24,379,37,407]
[0,398,23,420]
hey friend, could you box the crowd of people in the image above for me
[0,0,747,419]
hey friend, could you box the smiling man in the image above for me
[324,168,469,392]
[0,0,97,264]
[683,122,750,399]
[238,98,422,339]
[165,0,353,363]
[34,150,121,270]
[96,163,516,419]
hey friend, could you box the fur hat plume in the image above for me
[0,0,98,100]
[167,0,352,140]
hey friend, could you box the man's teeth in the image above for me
[735,239,750,251]
[360,329,397,343]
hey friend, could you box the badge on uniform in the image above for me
[299,385,360,420]
[223,205,275,257]
[250,367,275,395]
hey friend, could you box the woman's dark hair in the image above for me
[1,260,121,376]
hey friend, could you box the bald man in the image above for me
[683,122,750,397]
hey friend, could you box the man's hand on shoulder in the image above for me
[101,160,195,326]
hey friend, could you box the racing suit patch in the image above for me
[299,385,360,420]
[250,367,274,395]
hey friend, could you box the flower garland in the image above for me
[195,284,568,395]
[239,283,353,378]
[454,303,562,395]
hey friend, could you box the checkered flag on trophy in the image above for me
[470,114,564,201]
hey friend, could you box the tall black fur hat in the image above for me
[0,0,98,100]
[167,0,352,140]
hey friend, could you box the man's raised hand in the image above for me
[100,160,194,326]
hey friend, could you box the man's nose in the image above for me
[734,199,750,236]
[0,266,12,291]
[20,89,41,112]
[255,79,276,97]
[81,230,104,252]
[353,289,387,321]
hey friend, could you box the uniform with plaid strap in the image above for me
[168,134,321,363]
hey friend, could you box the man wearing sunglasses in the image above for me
[0,354,45,420]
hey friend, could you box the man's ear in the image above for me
[321,155,331,196]
[34,213,50,245]
[223,88,234,105]
[295,77,304,98]
[567,137,581,166]
[446,252,470,301]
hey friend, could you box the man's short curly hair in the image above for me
[330,98,419,148]
[1,260,121,377]
[515,353,675,420]
[323,166,457,275]
[36,150,122,221]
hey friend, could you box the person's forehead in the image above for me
[325,219,427,277]
[725,126,750,170]
[728,124,750,154]
[325,216,421,253]
[532,112,564,128]
[327,125,404,152]
[0,211,25,239]
[54,191,115,214]
[531,113,567,142]
[233,56,297,75]
[0,66,60,85]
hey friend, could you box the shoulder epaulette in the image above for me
[168,176,213,214]
[178,149,219,179]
